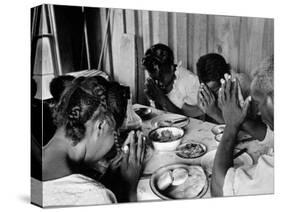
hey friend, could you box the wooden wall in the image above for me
[87,8,274,104]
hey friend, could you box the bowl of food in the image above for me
[150,163,208,200]
[176,142,207,159]
[148,127,184,151]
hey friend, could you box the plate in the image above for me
[201,149,253,175]
[150,163,208,200]
[176,142,207,159]
[151,114,190,129]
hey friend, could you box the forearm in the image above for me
[241,118,267,141]
[182,104,204,118]
[119,183,138,202]
[211,125,239,197]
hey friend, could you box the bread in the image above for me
[168,166,206,199]
[171,168,188,186]
[157,171,173,191]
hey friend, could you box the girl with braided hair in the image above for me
[32,77,145,207]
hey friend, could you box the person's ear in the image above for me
[95,118,106,137]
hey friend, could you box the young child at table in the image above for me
[142,43,203,118]
[32,77,146,207]
[196,53,267,141]
[211,56,274,196]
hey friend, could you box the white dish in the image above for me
[201,149,253,175]
[148,127,184,151]
[151,114,190,129]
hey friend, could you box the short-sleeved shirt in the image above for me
[166,62,200,108]
[223,128,274,196]
[31,174,117,207]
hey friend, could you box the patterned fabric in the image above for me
[166,62,200,108]
[32,174,116,207]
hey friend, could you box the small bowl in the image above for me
[148,127,184,151]
[211,125,226,135]
[134,107,152,120]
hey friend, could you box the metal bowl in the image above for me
[150,163,208,200]
[148,127,184,151]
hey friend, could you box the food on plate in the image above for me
[171,168,189,186]
[176,143,207,159]
[167,166,206,199]
[156,166,207,199]
[150,129,182,143]
[157,171,173,190]
[157,168,188,190]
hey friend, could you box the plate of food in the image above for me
[201,148,253,175]
[151,114,190,129]
[148,127,185,151]
[175,142,207,159]
[150,163,208,200]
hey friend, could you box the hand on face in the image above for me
[119,130,146,191]
[145,78,165,101]
[218,74,251,128]
[197,83,218,115]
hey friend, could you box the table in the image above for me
[133,104,271,201]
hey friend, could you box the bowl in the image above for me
[148,127,184,151]
[176,142,207,159]
[150,163,208,200]
[211,124,226,135]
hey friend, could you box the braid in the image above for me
[53,77,107,143]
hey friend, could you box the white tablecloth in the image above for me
[133,104,270,201]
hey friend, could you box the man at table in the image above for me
[211,56,274,196]
[142,43,203,118]
[196,53,267,141]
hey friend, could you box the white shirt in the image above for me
[166,62,200,108]
[223,127,274,196]
[31,174,117,207]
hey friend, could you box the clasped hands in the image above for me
[218,74,251,128]
[144,78,166,103]
[109,130,146,191]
